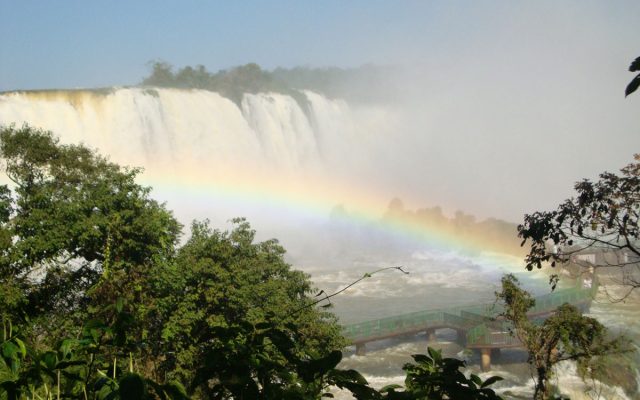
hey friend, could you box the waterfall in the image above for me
[0,87,400,235]
[0,88,365,175]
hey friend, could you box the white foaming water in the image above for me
[241,92,319,169]
[0,88,349,171]
[308,250,547,316]
[553,361,631,400]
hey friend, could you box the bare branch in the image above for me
[286,266,409,318]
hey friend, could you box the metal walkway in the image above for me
[342,280,597,350]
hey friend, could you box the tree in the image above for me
[0,124,182,370]
[495,274,623,400]
[155,218,347,398]
[518,154,640,294]
[625,56,640,97]
[140,62,308,107]
[142,61,176,87]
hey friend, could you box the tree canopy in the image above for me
[496,274,623,400]
[518,154,640,293]
[157,218,346,397]
[141,61,306,106]
[0,125,181,330]
[140,61,395,105]
[0,125,346,399]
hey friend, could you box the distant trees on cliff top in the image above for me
[140,61,396,104]
[380,199,525,257]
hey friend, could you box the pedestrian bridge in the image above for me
[341,280,597,370]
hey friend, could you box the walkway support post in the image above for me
[480,348,491,371]
[355,343,366,356]
[426,328,436,342]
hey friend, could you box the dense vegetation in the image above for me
[496,275,625,400]
[0,125,342,399]
[518,153,640,295]
[140,61,395,105]
[141,62,299,105]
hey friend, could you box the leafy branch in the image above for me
[625,56,640,97]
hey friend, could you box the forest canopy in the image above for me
[0,125,346,399]
[140,61,396,104]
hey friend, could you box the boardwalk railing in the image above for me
[342,278,598,348]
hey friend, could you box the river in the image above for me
[302,250,640,399]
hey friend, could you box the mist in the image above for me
[1,44,638,265]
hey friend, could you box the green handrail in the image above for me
[342,280,597,346]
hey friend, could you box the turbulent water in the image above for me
[0,88,357,170]
[1,88,638,399]
[323,259,640,400]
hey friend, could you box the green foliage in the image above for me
[518,154,640,290]
[142,61,176,87]
[393,348,502,400]
[0,307,191,400]
[625,56,640,97]
[140,61,395,106]
[158,218,346,397]
[0,126,180,354]
[141,61,305,106]
[496,274,625,400]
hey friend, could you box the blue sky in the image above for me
[1,1,638,91]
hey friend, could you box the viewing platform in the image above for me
[341,279,597,370]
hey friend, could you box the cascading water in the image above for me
[0,88,350,170]
[0,88,381,229]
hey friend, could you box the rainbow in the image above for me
[140,164,525,262]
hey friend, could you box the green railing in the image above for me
[460,310,492,324]
[465,281,597,347]
[466,322,520,347]
[342,278,598,346]
[342,310,446,341]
